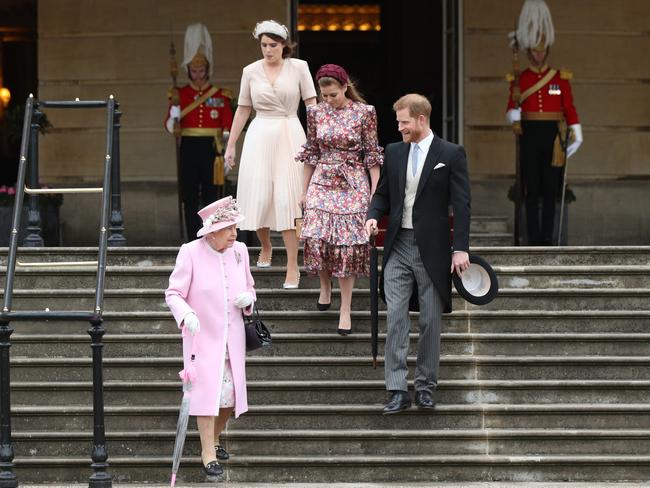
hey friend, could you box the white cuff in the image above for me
[570,123,583,142]
[506,108,521,125]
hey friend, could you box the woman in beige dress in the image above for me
[225,20,317,288]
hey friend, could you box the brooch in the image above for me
[235,250,242,265]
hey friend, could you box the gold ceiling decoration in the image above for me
[297,4,381,32]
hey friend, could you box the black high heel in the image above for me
[317,301,331,311]
[337,326,352,336]
[316,279,333,311]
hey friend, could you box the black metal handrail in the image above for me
[0,95,120,487]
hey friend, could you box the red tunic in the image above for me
[165,84,233,130]
[507,66,579,125]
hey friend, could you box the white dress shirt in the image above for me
[401,130,434,229]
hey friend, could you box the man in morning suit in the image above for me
[365,94,471,414]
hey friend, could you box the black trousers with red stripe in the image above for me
[520,120,560,245]
[179,136,218,240]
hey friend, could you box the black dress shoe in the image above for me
[317,301,331,311]
[337,326,352,336]
[215,444,229,460]
[203,460,223,477]
[415,390,435,409]
[382,390,411,415]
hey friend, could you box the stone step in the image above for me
[10,379,650,406]
[267,217,510,246]
[9,453,650,483]
[11,428,650,458]
[2,246,650,267]
[10,333,650,358]
[470,233,512,246]
[9,404,650,431]
[6,310,650,335]
[471,216,509,233]
[4,287,650,312]
[8,355,650,382]
[5,264,650,289]
[17,483,650,488]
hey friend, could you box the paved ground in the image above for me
[19,483,650,487]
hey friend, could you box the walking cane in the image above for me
[557,126,571,245]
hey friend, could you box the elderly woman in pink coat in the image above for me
[165,196,255,478]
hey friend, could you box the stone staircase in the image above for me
[1,243,650,484]
[272,215,512,247]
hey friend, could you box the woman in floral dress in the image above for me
[296,64,383,334]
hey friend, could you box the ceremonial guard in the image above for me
[166,23,233,240]
[506,0,582,245]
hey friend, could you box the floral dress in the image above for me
[296,101,383,277]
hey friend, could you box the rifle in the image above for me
[511,31,523,246]
[169,31,185,241]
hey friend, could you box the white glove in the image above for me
[165,105,181,134]
[183,312,200,335]
[223,131,232,175]
[506,108,521,125]
[234,292,254,309]
[566,123,583,158]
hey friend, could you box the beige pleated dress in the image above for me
[235,58,317,231]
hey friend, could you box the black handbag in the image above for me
[244,305,272,351]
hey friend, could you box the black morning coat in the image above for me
[367,135,472,313]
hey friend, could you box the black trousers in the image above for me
[520,121,560,245]
[179,136,219,240]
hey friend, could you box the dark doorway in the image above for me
[0,0,38,187]
[295,0,443,146]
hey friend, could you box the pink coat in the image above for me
[165,239,256,418]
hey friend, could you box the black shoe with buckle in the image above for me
[382,390,411,415]
[215,444,229,460]
[202,460,223,477]
[415,390,435,409]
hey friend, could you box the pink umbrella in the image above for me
[170,328,198,487]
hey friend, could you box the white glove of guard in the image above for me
[234,292,254,309]
[183,312,200,335]
[506,108,521,125]
[566,123,583,158]
[165,105,181,134]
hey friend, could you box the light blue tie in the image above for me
[411,144,420,176]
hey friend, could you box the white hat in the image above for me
[253,20,289,40]
[181,23,214,77]
[511,0,555,51]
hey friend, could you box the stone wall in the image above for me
[35,0,650,245]
[37,0,288,245]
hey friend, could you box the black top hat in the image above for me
[452,254,499,305]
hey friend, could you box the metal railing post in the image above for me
[108,104,126,247]
[0,321,17,488]
[87,319,111,488]
[23,108,44,247]
[87,96,114,488]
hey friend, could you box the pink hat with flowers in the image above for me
[196,196,245,237]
